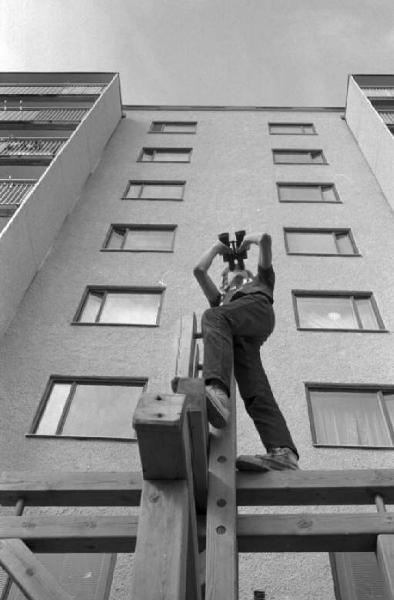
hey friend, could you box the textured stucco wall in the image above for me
[346,76,394,213]
[0,107,394,599]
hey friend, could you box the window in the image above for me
[293,292,384,331]
[277,183,339,203]
[273,149,327,164]
[103,225,176,252]
[269,123,316,135]
[284,228,358,255]
[123,180,185,200]
[306,385,394,447]
[138,148,192,162]
[74,287,164,326]
[30,377,147,440]
[150,121,197,133]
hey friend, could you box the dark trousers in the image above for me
[201,293,298,458]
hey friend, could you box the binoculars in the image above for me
[218,230,248,271]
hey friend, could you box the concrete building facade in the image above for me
[0,73,394,600]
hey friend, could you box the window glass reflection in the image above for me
[297,296,357,329]
[356,298,379,329]
[123,229,173,251]
[287,232,337,254]
[99,292,160,325]
[141,184,183,199]
[79,292,102,323]
[36,383,71,434]
[62,384,143,438]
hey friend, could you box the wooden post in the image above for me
[132,392,201,600]
[205,377,238,600]
[172,377,209,514]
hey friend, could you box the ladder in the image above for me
[0,314,394,599]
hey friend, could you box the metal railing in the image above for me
[0,84,104,95]
[362,87,394,97]
[379,111,394,125]
[0,137,65,157]
[0,179,36,207]
[0,107,87,122]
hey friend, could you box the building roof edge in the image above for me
[122,104,345,112]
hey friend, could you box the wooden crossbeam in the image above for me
[236,514,394,552]
[1,513,394,553]
[0,470,143,506]
[0,539,72,600]
[0,516,138,553]
[236,469,394,506]
[2,469,394,508]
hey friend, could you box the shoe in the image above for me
[205,384,230,429]
[236,448,299,472]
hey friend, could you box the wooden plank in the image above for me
[205,378,238,600]
[131,480,189,600]
[0,471,143,506]
[377,535,394,600]
[133,392,188,480]
[0,516,139,553]
[175,314,197,378]
[236,469,394,506]
[2,468,394,508]
[236,514,394,552]
[0,539,72,600]
[172,378,208,513]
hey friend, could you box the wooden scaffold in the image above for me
[1,314,394,599]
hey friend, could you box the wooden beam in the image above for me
[0,470,143,506]
[205,377,238,600]
[133,392,188,480]
[236,469,394,506]
[0,539,73,600]
[377,535,394,600]
[0,516,139,553]
[172,378,208,513]
[236,514,394,552]
[131,481,189,600]
[132,391,201,600]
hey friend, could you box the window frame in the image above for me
[272,149,328,164]
[149,121,197,134]
[101,224,177,253]
[283,227,360,257]
[269,122,317,135]
[27,375,148,442]
[292,290,386,332]
[277,182,341,203]
[137,147,192,163]
[305,383,394,449]
[122,180,186,201]
[72,286,165,327]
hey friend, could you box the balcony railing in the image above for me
[362,87,394,97]
[0,84,104,95]
[379,111,394,125]
[0,107,87,122]
[0,137,65,157]
[0,179,36,208]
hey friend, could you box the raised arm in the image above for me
[238,232,272,269]
[193,241,230,305]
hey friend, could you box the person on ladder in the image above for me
[193,231,299,471]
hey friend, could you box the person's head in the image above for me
[220,263,253,292]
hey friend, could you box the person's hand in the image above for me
[238,233,262,252]
[213,240,232,256]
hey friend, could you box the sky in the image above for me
[1,0,394,106]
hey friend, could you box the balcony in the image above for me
[0,179,36,212]
[0,106,87,124]
[361,87,394,98]
[0,137,66,164]
[0,83,105,96]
